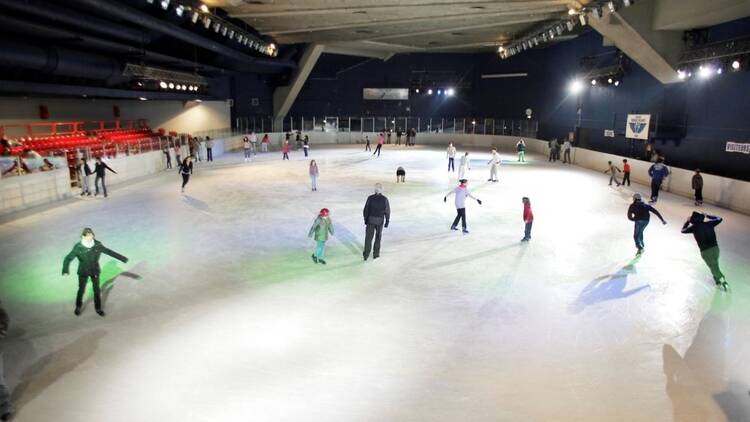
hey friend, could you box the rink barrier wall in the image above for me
[0,168,71,216]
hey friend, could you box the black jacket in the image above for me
[363,193,390,227]
[179,161,193,175]
[682,215,721,251]
[627,201,664,222]
[94,162,116,177]
[62,240,128,276]
[0,301,8,334]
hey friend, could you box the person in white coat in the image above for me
[458,152,470,180]
[444,179,482,234]
[446,143,457,172]
[487,148,500,182]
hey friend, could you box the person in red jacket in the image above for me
[282,140,290,160]
[521,197,534,242]
[622,159,631,186]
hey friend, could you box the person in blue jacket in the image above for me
[627,193,667,256]
[647,158,670,203]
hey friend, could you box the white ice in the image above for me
[1,145,749,422]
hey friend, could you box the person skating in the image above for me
[309,160,319,191]
[62,228,129,317]
[243,136,251,162]
[174,140,182,165]
[179,156,193,193]
[309,208,334,265]
[648,158,670,203]
[364,135,371,152]
[604,161,622,186]
[205,136,214,162]
[681,212,727,290]
[362,183,390,261]
[516,139,526,162]
[444,179,482,234]
[447,143,457,172]
[692,169,704,206]
[0,301,13,421]
[249,131,258,156]
[94,156,116,197]
[396,166,406,183]
[627,193,667,256]
[410,128,417,147]
[458,152,470,180]
[373,133,384,157]
[386,129,392,145]
[622,159,631,186]
[261,133,269,152]
[303,135,310,157]
[282,140,290,160]
[162,143,172,169]
[396,128,402,145]
[487,149,500,182]
[77,158,92,196]
[562,138,572,164]
[516,196,534,242]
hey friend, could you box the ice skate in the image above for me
[319,259,326,265]
[74,307,81,316]
[311,254,318,264]
[636,248,644,256]
[462,229,469,234]
[96,309,106,317]
[450,226,458,231]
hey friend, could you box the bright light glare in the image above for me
[699,65,712,79]
[569,80,583,94]
[677,70,686,80]
[446,88,455,96]
[200,4,209,12]
[427,89,433,95]
[732,60,740,70]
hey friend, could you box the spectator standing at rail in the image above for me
[386,129,392,144]
[162,142,172,169]
[205,136,214,162]
[261,133,269,152]
[562,138,572,164]
[396,128,403,145]
[173,139,182,166]
[648,158,670,203]
[627,193,667,256]
[410,128,417,147]
[94,156,116,198]
[249,131,258,156]
[243,136,252,162]
[692,169,704,206]
[447,143,457,172]
[548,139,557,162]
[362,183,390,261]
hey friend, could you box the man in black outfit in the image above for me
[62,228,129,317]
[363,183,390,261]
[681,212,727,290]
[0,301,13,421]
[94,156,117,197]
[627,193,666,256]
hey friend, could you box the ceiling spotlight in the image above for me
[614,80,620,86]
[497,45,504,53]
[608,78,613,84]
[549,29,555,39]
[717,67,723,75]
[200,4,209,12]
[221,26,228,36]
[228,30,235,39]
[569,80,583,94]
[437,89,442,95]
[732,60,740,70]
[175,5,184,16]
[556,25,563,35]
[579,13,588,26]
[202,16,211,29]
[427,89,433,95]
[269,43,276,50]
[471,120,476,125]
[607,1,616,13]
[623,0,632,6]
[191,11,200,23]
[160,0,169,10]
[699,65,712,79]
[139,97,147,101]
[415,88,420,93]
[446,88,455,96]
[168,82,175,89]
[568,8,577,15]
[591,79,597,85]
[213,22,220,32]
[159,81,167,89]
[181,84,187,90]
[677,70,686,80]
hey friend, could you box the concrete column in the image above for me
[273,43,325,125]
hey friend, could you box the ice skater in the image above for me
[309,160,319,191]
[0,301,13,422]
[622,159,631,186]
[179,155,193,193]
[243,136,251,162]
[94,156,116,197]
[364,135,371,152]
[604,161,622,186]
[162,143,172,169]
[249,131,258,156]
[303,135,310,157]
[516,139,526,162]
[282,140,290,160]
[487,149,500,182]
[373,133,384,157]
[692,169,703,206]
[648,158,670,203]
[362,183,390,261]
[562,138,572,164]
[205,136,213,162]
[77,158,92,196]
[681,212,727,290]
[396,166,406,183]
[309,208,334,265]
[447,143,457,171]
[444,179,482,234]
[521,197,533,242]
[261,133,269,152]
[627,193,667,256]
[62,228,129,317]
[458,152,470,180]
[174,141,182,165]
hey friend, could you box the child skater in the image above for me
[396,166,406,183]
[458,152,470,180]
[604,161,621,186]
[487,148,500,182]
[444,179,482,234]
[179,155,193,193]
[364,135,371,152]
[309,160,319,191]
[62,227,129,317]
[682,212,727,290]
[309,208,334,265]
[243,136,251,162]
[521,197,534,242]
[282,140,290,160]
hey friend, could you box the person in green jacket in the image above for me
[309,208,334,265]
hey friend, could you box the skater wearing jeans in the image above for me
[309,208,334,265]
[1,301,13,422]
[521,197,533,242]
[373,133,384,157]
[362,183,390,261]
[261,134,269,152]
[62,228,128,317]
[516,139,526,162]
[447,143,457,171]
[243,136,251,161]
[249,131,258,155]
[179,156,193,193]
[309,160,319,191]
[648,158,670,203]
[681,212,727,290]
[282,141,290,160]
[562,139,572,163]
[444,179,482,234]
[77,158,92,196]
[604,161,621,186]
[692,169,703,206]
[205,136,213,162]
[303,135,310,157]
[627,193,666,256]
[94,157,116,197]
[622,159,631,186]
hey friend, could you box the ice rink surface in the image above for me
[1,145,749,422]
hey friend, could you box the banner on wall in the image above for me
[726,142,750,154]
[604,129,615,137]
[363,88,409,100]
[625,114,651,140]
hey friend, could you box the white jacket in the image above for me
[488,151,500,167]
[447,146,457,158]
[459,155,470,168]
[446,185,477,209]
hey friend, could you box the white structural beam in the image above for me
[273,43,325,119]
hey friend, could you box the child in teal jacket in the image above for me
[309,208,334,264]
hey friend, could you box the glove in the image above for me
[662,220,667,225]
[443,197,447,203]
[477,199,482,205]
[384,223,389,228]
